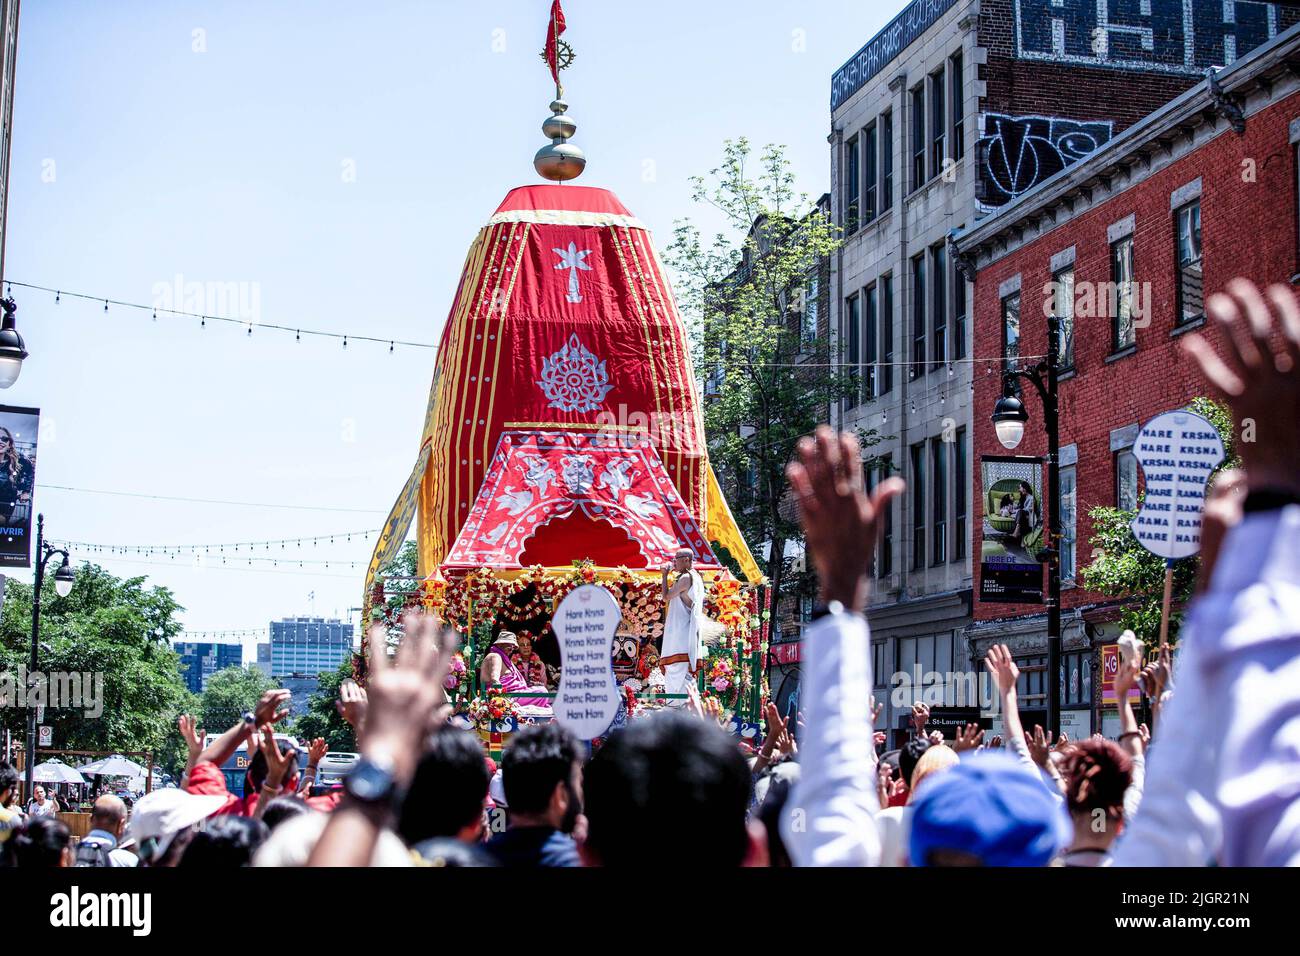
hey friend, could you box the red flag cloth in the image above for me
[544,0,567,85]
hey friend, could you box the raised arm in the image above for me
[779,426,903,867]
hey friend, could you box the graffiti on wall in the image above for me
[976,113,1113,211]
[1016,0,1285,74]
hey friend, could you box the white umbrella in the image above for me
[78,754,146,778]
[31,759,88,784]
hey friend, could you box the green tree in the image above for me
[1081,397,1238,645]
[0,564,191,769]
[196,664,276,734]
[665,138,879,608]
[291,657,356,751]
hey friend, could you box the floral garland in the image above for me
[704,654,739,709]
[467,688,519,729]
[443,651,468,694]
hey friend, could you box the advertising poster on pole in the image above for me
[979,455,1044,604]
[0,405,39,568]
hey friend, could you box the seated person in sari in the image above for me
[480,631,552,717]
[514,633,551,689]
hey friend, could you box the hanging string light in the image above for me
[5,280,435,352]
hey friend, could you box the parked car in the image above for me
[316,752,359,786]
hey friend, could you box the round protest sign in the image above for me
[552,583,621,740]
[1128,409,1225,560]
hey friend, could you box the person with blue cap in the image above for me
[908,752,1071,867]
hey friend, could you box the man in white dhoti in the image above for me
[660,548,704,705]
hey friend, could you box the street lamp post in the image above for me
[24,514,75,800]
[991,313,1062,737]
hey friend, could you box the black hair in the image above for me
[411,837,499,867]
[0,761,17,799]
[500,721,583,818]
[754,771,795,867]
[899,737,931,789]
[245,742,299,795]
[261,795,311,830]
[399,726,491,845]
[13,816,70,868]
[177,816,268,867]
[583,711,751,866]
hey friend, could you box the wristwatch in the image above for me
[344,754,398,806]
[241,711,256,727]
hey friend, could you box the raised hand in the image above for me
[984,644,1020,697]
[254,689,292,726]
[870,697,882,727]
[989,734,1003,750]
[786,426,905,613]
[1027,725,1052,768]
[952,722,984,754]
[307,737,328,766]
[177,714,205,759]
[911,701,930,734]
[1114,656,1141,701]
[258,725,296,791]
[1184,279,1300,497]
[336,678,369,734]
[363,612,458,784]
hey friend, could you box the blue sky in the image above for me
[5,0,893,659]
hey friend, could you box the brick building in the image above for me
[953,22,1300,738]
[828,0,1294,744]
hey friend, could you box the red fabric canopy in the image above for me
[442,430,718,571]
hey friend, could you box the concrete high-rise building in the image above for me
[255,642,272,676]
[269,616,353,678]
[174,642,244,694]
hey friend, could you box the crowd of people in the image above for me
[0,277,1296,868]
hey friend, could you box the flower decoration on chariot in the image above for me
[537,333,614,412]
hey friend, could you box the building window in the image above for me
[844,292,860,411]
[844,134,860,234]
[1110,236,1136,351]
[802,272,819,347]
[1116,447,1139,511]
[863,122,878,225]
[864,283,878,401]
[911,84,926,191]
[1062,650,1091,706]
[1016,654,1047,704]
[954,427,967,561]
[911,442,926,569]
[949,51,964,161]
[930,243,947,369]
[1054,267,1075,369]
[1060,464,1077,582]
[881,109,894,212]
[911,253,926,378]
[881,274,894,395]
[953,255,967,360]
[931,436,947,565]
[878,455,894,577]
[1175,201,1203,325]
[873,641,888,687]
[929,67,946,179]
[1001,292,1021,383]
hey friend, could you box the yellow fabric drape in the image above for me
[705,464,763,584]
